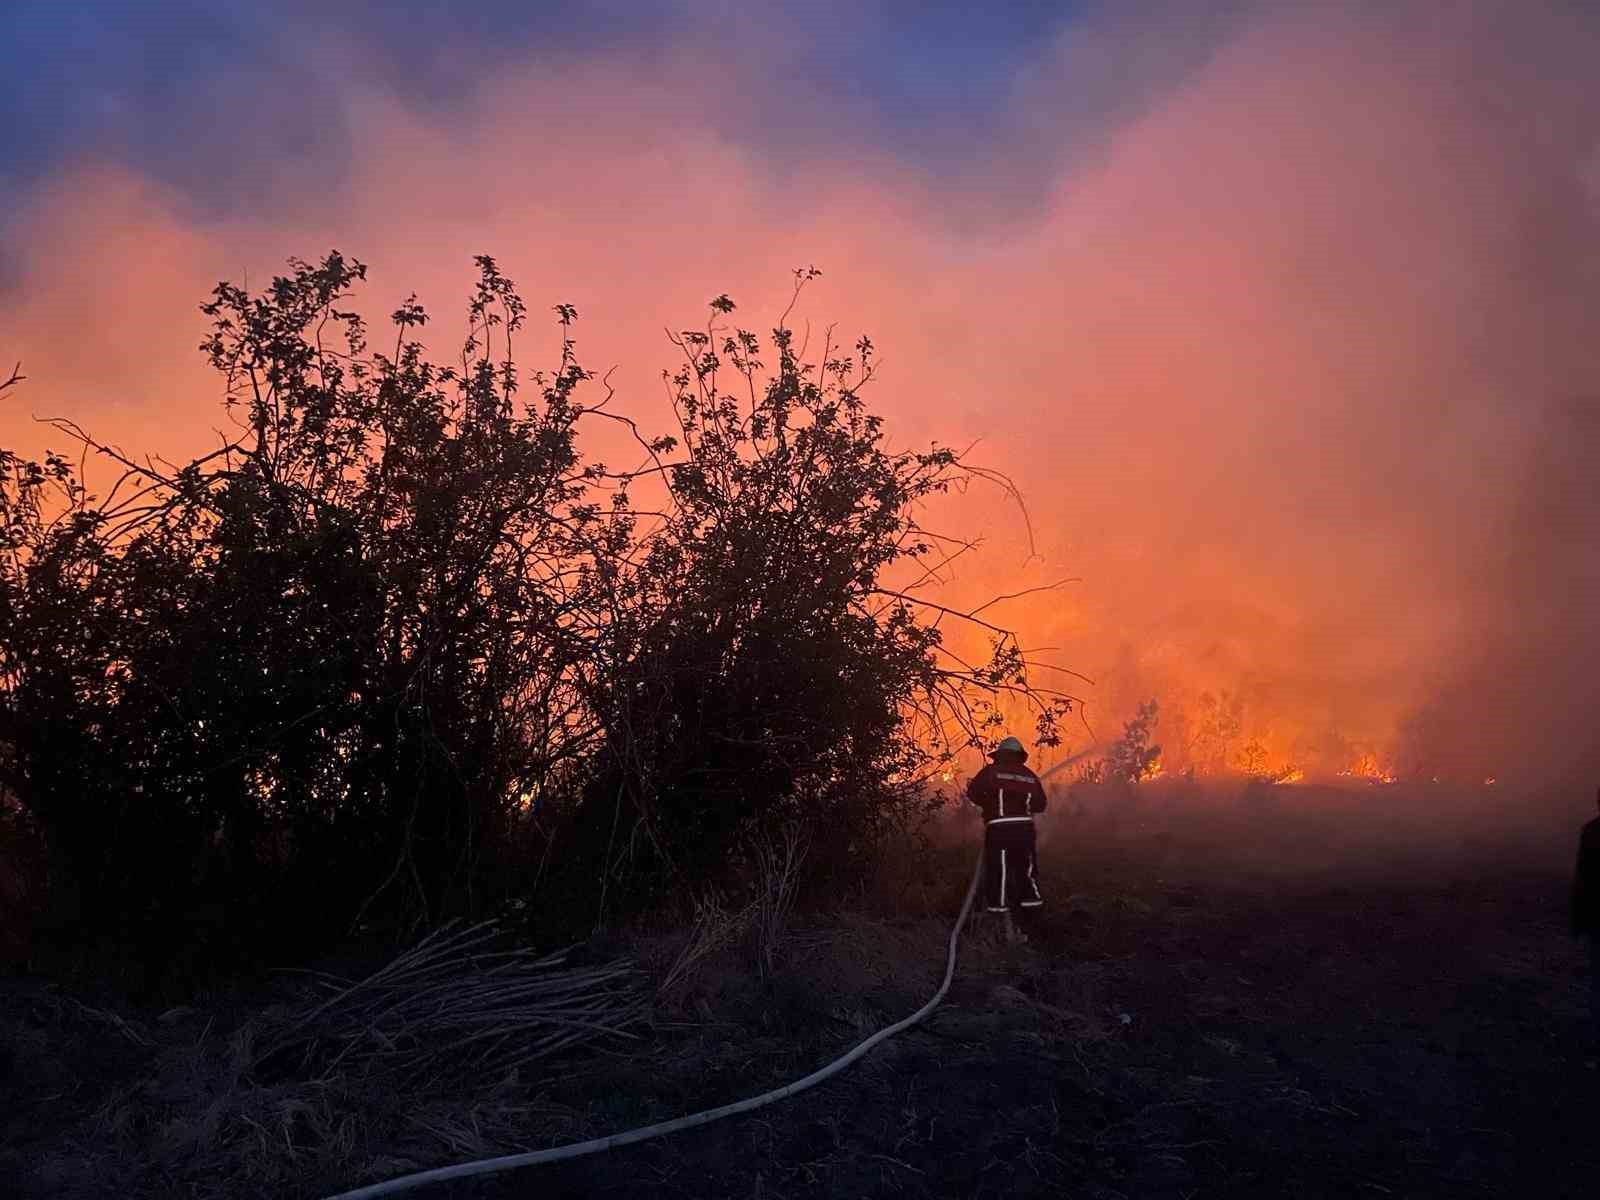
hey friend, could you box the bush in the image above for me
[0,257,1074,977]
[1101,699,1162,785]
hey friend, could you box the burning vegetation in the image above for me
[1031,688,1499,796]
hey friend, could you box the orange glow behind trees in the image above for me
[7,3,1600,794]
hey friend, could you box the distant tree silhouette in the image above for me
[1104,699,1162,785]
[1186,689,1244,774]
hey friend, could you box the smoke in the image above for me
[4,1,1598,787]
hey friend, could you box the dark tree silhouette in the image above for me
[1103,699,1162,785]
[0,258,1074,975]
[564,273,1076,915]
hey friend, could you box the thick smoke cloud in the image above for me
[4,1,1598,786]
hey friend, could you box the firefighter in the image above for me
[966,736,1048,944]
[1573,785,1600,1054]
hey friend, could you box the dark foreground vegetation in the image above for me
[0,253,1072,988]
[3,782,1594,1198]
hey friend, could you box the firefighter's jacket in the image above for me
[965,759,1048,826]
[1574,817,1600,935]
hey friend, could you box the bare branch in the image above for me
[967,577,1082,618]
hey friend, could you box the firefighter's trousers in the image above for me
[983,819,1042,912]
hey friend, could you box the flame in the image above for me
[1272,767,1305,785]
[1335,751,1396,785]
[1140,755,1165,781]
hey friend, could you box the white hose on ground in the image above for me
[321,842,986,1200]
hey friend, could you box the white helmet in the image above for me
[991,735,1028,761]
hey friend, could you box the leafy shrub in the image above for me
[1,257,1073,975]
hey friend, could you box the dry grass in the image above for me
[656,819,814,1001]
[657,892,757,1000]
[747,819,811,980]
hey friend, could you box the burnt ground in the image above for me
[4,784,1597,1198]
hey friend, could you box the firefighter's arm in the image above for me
[1031,775,1048,814]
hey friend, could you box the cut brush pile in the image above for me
[255,920,651,1090]
[0,922,654,1198]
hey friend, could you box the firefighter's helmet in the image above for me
[991,735,1028,761]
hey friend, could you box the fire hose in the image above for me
[321,841,985,1199]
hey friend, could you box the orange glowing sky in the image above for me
[5,2,1599,784]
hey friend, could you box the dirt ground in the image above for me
[5,782,1597,1198]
